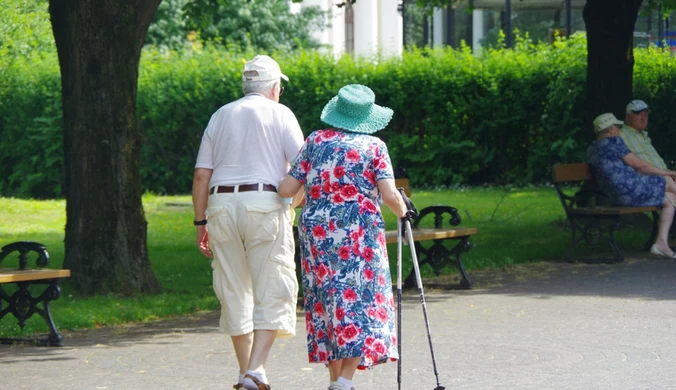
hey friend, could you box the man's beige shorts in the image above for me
[206,191,298,337]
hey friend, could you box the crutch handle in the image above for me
[398,187,418,223]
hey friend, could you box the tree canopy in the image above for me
[148,0,326,52]
[0,0,54,56]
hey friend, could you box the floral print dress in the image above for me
[587,136,665,207]
[288,129,399,369]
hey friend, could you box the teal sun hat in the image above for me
[320,84,394,134]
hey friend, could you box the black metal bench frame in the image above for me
[552,162,660,264]
[0,241,70,346]
[394,205,476,289]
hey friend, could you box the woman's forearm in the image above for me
[636,163,674,177]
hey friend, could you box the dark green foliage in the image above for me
[0,0,55,56]
[3,35,676,197]
[177,0,326,53]
[0,53,63,198]
[145,0,191,50]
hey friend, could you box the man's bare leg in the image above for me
[248,329,278,372]
[655,193,676,254]
[238,329,278,388]
[232,333,254,377]
[666,177,676,199]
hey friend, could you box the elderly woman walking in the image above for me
[587,113,676,258]
[278,84,407,390]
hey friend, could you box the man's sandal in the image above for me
[242,374,271,390]
[233,383,245,389]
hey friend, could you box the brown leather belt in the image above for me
[210,184,277,194]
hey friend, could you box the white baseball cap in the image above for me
[626,99,649,113]
[593,113,623,133]
[242,55,288,82]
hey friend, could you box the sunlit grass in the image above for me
[0,187,653,337]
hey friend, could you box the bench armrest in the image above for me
[0,241,50,270]
[413,205,463,229]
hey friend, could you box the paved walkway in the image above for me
[3,255,676,389]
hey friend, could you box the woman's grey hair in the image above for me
[597,126,613,136]
[242,79,278,95]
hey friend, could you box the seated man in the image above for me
[619,100,676,242]
[619,100,669,171]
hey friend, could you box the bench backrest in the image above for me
[395,178,411,197]
[551,162,607,211]
[551,162,592,183]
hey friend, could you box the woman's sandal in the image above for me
[650,244,676,259]
[233,383,245,390]
[242,374,271,390]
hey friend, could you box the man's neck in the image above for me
[245,92,276,102]
[624,124,646,134]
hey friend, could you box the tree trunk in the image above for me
[49,0,161,295]
[583,0,643,123]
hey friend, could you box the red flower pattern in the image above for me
[312,225,326,240]
[340,184,359,200]
[343,288,358,302]
[342,323,361,342]
[334,165,346,178]
[375,292,386,305]
[338,246,350,260]
[363,247,374,262]
[346,149,360,162]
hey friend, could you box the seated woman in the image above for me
[587,113,676,258]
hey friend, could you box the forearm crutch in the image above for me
[396,217,403,390]
[398,188,445,390]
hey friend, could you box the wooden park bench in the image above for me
[384,178,478,289]
[0,241,71,346]
[552,162,660,263]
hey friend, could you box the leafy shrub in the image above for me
[0,53,63,198]
[3,34,676,198]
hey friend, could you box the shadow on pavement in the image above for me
[424,254,676,301]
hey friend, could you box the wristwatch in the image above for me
[193,219,207,226]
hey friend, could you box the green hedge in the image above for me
[0,52,63,198]
[3,35,676,198]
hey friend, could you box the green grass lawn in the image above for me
[0,187,652,337]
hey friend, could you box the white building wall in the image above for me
[353,0,379,57]
[472,9,485,55]
[328,2,346,58]
[433,8,444,47]
[378,0,403,57]
[300,0,403,58]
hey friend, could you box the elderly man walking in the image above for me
[192,55,304,390]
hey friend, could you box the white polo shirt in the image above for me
[195,93,304,188]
